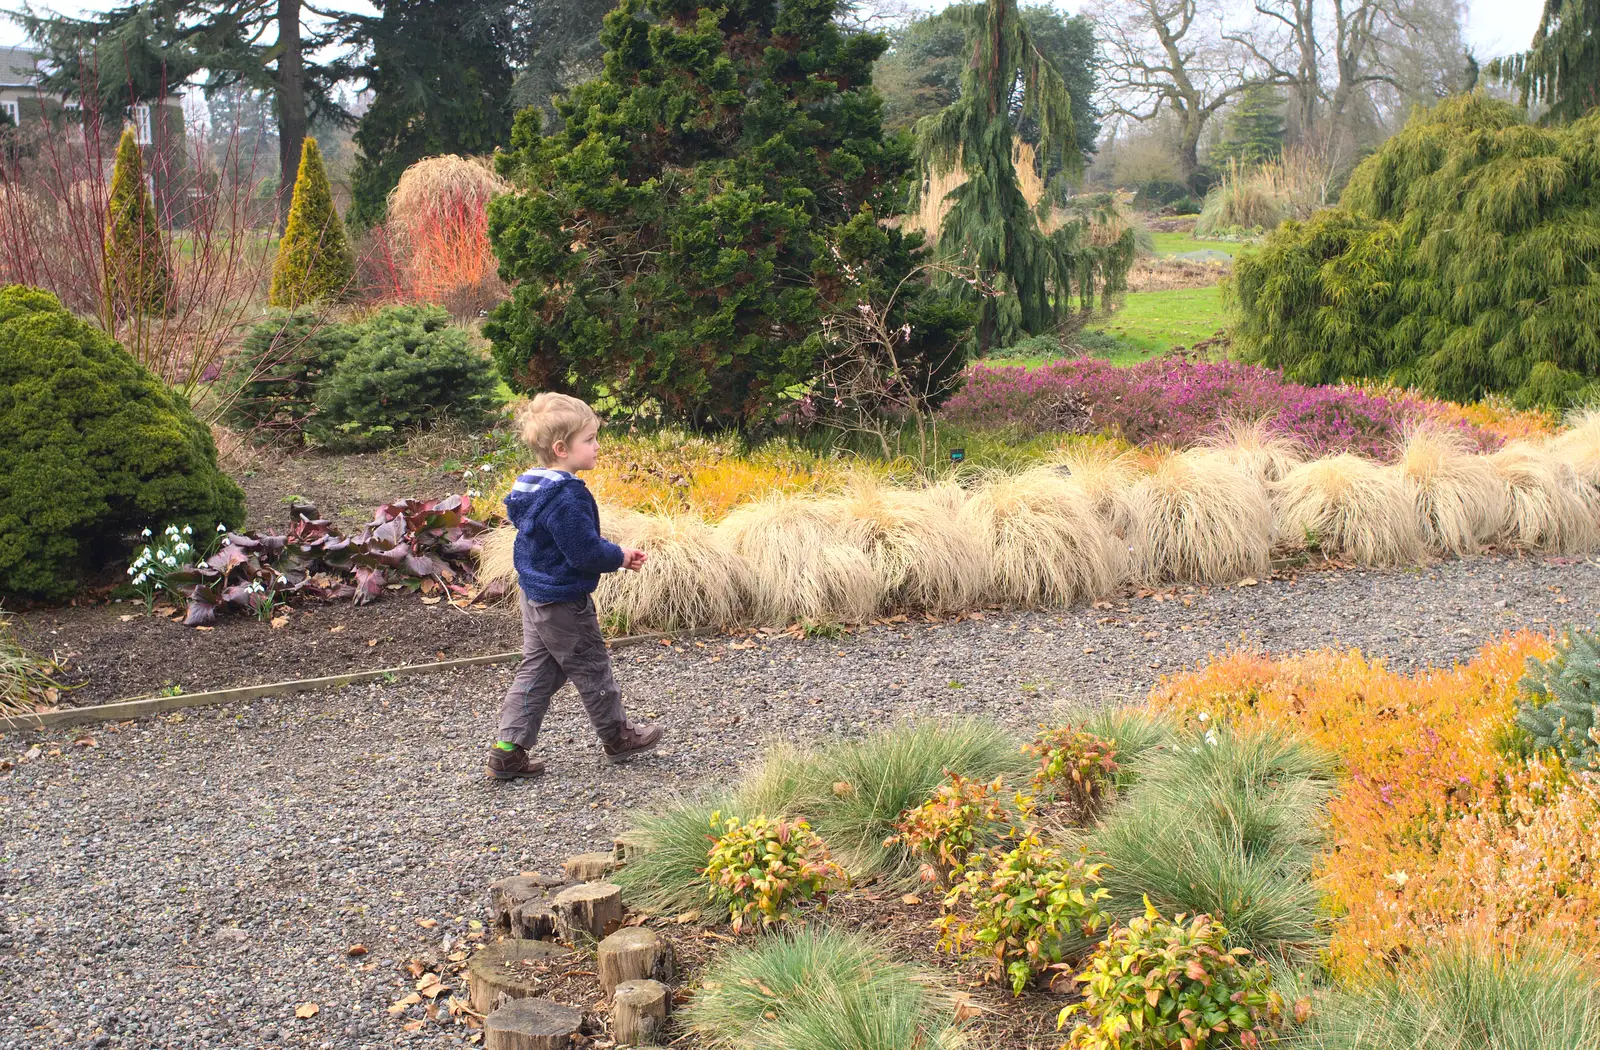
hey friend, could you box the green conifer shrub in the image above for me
[222,311,358,442]
[0,285,245,600]
[308,305,501,447]
[485,0,954,430]
[269,137,356,308]
[1515,625,1600,770]
[104,126,174,316]
[1231,95,1600,407]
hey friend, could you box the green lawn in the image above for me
[988,285,1232,367]
[1148,230,1244,258]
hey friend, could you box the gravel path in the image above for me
[3,554,1597,1050]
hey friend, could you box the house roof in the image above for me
[0,47,40,89]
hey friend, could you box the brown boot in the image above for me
[486,743,546,780]
[602,720,663,764]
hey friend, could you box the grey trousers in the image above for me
[497,595,626,748]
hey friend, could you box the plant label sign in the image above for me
[949,448,966,464]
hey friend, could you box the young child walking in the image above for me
[487,393,663,780]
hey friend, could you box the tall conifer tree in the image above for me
[1490,0,1600,122]
[104,127,174,317]
[270,137,355,307]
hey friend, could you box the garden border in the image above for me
[0,627,719,733]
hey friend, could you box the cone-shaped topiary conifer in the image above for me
[270,137,355,308]
[1231,94,1600,408]
[104,126,174,317]
[484,0,967,430]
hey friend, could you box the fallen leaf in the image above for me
[329,625,346,634]
[270,615,289,629]
[952,994,985,1024]
[367,639,379,647]
[406,959,427,978]
[402,1020,424,1032]
[673,910,701,924]
[119,613,138,622]
[659,638,673,647]
[72,737,97,748]
[901,894,922,906]
[417,918,438,929]
[195,625,214,632]
[389,993,423,1015]
[294,1002,318,1019]
[421,597,442,606]
[347,944,368,957]
[1237,577,1259,587]
[447,951,467,962]
[831,781,854,797]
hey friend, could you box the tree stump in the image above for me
[468,939,572,1015]
[484,997,584,1050]
[512,899,559,941]
[564,852,620,882]
[488,875,559,931]
[612,980,670,1047]
[552,881,623,942]
[597,927,675,995]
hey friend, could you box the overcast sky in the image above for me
[0,2,1545,69]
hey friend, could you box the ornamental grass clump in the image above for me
[1273,452,1424,567]
[0,612,70,716]
[960,468,1126,607]
[683,927,961,1050]
[1488,441,1600,553]
[703,813,846,931]
[831,478,990,615]
[386,154,509,318]
[938,833,1111,994]
[1549,407,1600,489]
[720,494,880,626]
[1195,418,1305,485]
[1392,426,1509,556]
[1127,452,1272,585]
[1059,899,1286,1050]
[593,511,751,632]
[1048,444,1144,538]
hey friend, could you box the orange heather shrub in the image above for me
[1143,634,1600,977]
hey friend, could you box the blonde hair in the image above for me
[517,393,599,465]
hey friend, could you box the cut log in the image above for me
[468,939,572,1015]
[488,875,559,930]
[484,997,584,1050]
[612,979,670,1047]
[552,881,624,942]
[597,927,675,995]
[511,900,559,941]
[564,851,620,882]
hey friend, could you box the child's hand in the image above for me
[622,548,648,571]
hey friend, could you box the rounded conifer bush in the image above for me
[1232,94,1600,408]
[0,285,245,599]
[222,310,357,442]
[308,304,502,447]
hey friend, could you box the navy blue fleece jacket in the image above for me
[504,468,624,603]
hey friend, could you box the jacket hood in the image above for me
[503,468,577,523]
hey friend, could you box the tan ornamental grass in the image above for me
[719,494,881,626]
[959,468,1126,608]
[1196,419,1306,485]
[1129,451,1273,584]
[473,503,664,605]
[1046,444,1144,537]
[1549,407,1600,489]
[830,477,990,615]
[595,511,751,632]
[1274,453,1425,567]
[1392,427,1509,556]
[1488,441,1600,553]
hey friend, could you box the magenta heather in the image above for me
[940,358,1494,460]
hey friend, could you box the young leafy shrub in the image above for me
[887,772,1014,884]
[0,285,245,599]
[270,137,356,308]
[221,311,357,441]
[1027,727,1119,813]
[1059,899,1285,1050]
[1304,938,1600,1050]
[683,926,961,1050]
[1273,452,1424,567]
[1516,625,1600,772]
[309,305,502,447]
[703,812,847,931]
[938,833,1111,994]
[104,127,174,317]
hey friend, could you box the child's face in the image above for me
[554,421,601,472]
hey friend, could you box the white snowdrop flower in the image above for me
[462,471,473,480]
[479,463,493,473]
[127,565,137,575]
[277,575,288,585]
[217,523,228,532]
[141,528,152,538]
[1197,712,1209,723]
[182,525,193,536]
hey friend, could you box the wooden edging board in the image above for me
[0,626,719,733]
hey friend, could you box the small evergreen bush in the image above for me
[0,285,245,599]
[1515,625,1600,771]
[222,311,356,441]
[269,137,356,308]
[104,127,174,316]
[308,305,502,447]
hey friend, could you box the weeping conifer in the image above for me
[1231,94,1600,408]
[104,127,174,317]
[1489,0,1600,123]
[913,0,1130,349]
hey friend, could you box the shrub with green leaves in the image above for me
[0,285,245,599]
[1231,95,1600,408]
[703,812,846,931]
[222,311,356,441]
[1027,727,1119,812]
[1515,625,1600,771]
[683,926,961,1050]
[937,832,1110,994]
[887,771,1015,884]
[1059,898,1284,1050]
[308,305,501,447]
